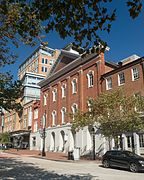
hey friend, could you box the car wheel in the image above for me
[129,163,138,173]
[103,160,110,168]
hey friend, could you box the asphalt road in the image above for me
[0,152,144,180]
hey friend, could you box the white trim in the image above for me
[71,78,77,94]
[87,70,94,88]
[71,103,78,114]
[61,84,66,98]
[52,110,57,126]
[106,77,112,90]
[52,88,57,102]
[131,67,139,81]
[118,72,125,86]
[61,107,66,124]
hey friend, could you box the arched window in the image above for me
[52,88,57,102]
[43,95,47,106]
[71,78,77,94]
[61,84,66,98]
[71,103,78,114]
[87,71,94,88]
[52,110,56,126]
[61,107,66,124]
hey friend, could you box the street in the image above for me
[0,152,144,180]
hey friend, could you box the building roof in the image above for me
[48,49,80,76]
[39,51,99,88]
[21,72,46,82]
[19,45,57,69]
[102,56,144,78]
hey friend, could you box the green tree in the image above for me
[0,132,10,144]
[72,89,144,150]
[0,0,143,110]
[0,72,23,112]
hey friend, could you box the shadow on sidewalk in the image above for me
[0,157,98,180]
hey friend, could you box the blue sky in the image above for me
[3,1,144,80]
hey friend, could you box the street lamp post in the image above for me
[92,127,96,160]
[39,127,46,156]
[89,125,96,160]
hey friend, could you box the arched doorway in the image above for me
[50,132,55,151]
[59,130,65,152]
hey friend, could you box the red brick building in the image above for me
[101,55,144,155]
[30,46,118,154]
[30,47,144,155]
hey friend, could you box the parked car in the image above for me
[102,150,144,172]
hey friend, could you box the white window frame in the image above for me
[61,84,66,98]
[131,67,139,81]
[43,95,47,106]
[42,66,48,72]
[71,78,77,94]
[87,71,94,88]
[61,107,66,124]
[52,110,56,126]
[118,72,125,86]
[52,88,57,102]
[106,77,112,90]
[71,103,78,114]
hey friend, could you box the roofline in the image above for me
[21,72,46,81]
[105,61,119,68]
[102,57,144,78]
[48,49,80,76]
[39,53,99,88]
[19,45,56,68]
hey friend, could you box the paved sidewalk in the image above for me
[3,149,101,163]
[4,149,68,161]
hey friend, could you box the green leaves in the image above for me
[0,72,23,112]
[71,89,144,139]
[0,132,10,144]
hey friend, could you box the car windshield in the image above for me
[126,151,140,158]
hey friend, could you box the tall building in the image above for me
[3,45,60,149]
[18,45,60,80]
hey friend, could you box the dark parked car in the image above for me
[102,150,144,172]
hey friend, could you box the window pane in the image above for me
[119,72,125,85]
[132,67,139,80]
[42,58,44,63]
[106,77,112,90]
[45,59,48,64]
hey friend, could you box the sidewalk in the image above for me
[4,149,68,162]
[4,148,101,163]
